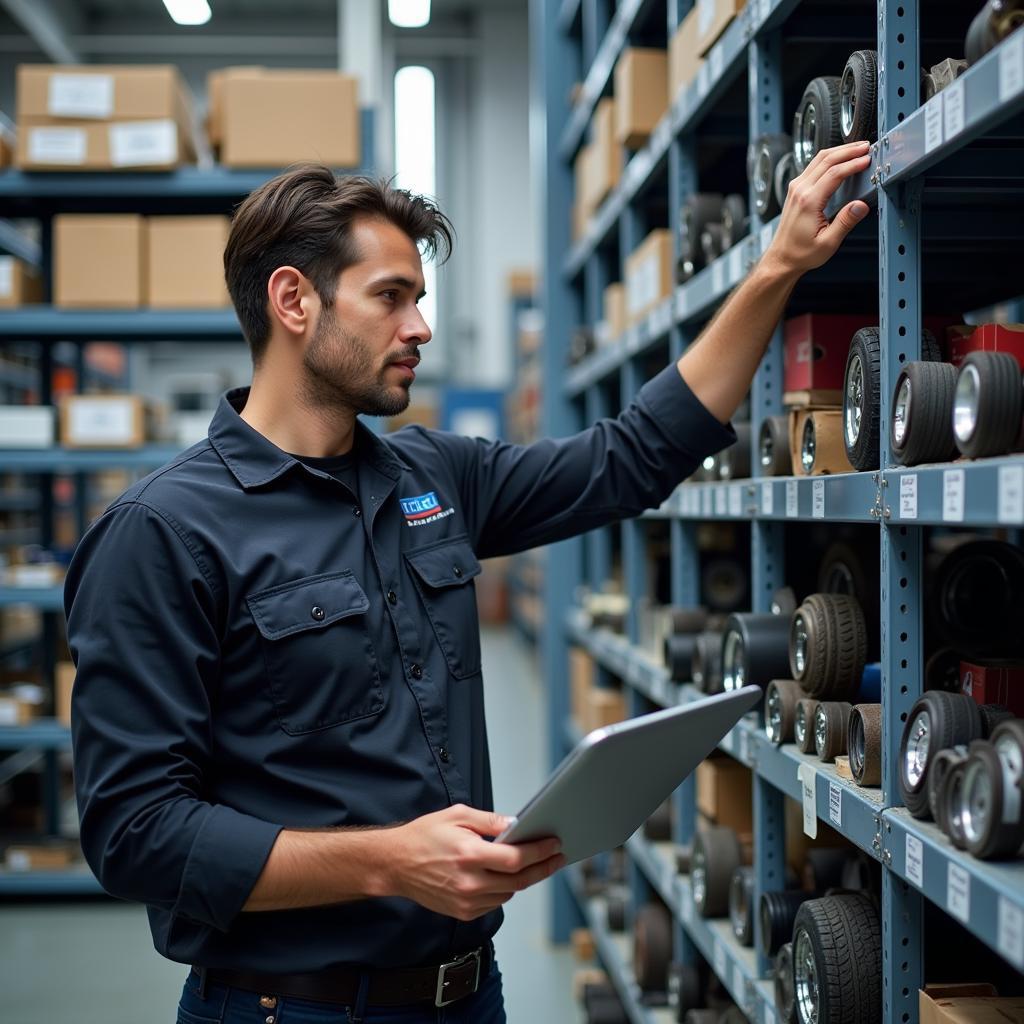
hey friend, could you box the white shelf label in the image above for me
[786,480,799,518]
[924,95,943,154]
[943,469,965,522]
[944,78,965,139]
[710,44,725,83]
[906,833,923,888]
[728,485,742,518]
[714,486,727,515]
[762,481,774,516]
[899,474,918,519]
[712,258,726,295]
[998,465,1024,524]
[999,30,1024,102]
[682,891,693,925]
[698,0,716,36]
[798,762,818,839]
[828,781,842,827]
[27,126,87,166]
[760,220,774,255]
[49,72,114,118]
[0,256,13,299]
[108,119,177,167]
[728,245,743,284]
[702,487,713,517]
[714,940,727,979]
[698,62,711,97]
[998,898,1024,969]
[812,479,825,519]
[733,963,744,1002]
[947,862,971,923]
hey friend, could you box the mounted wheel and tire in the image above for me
[760,890,811,958]
[848,703,882,786]
[765,679,802,745]
[774,943,797,1024]
[891,361,959,466]
[966,0,1024,63]
[789,593,868,700]
[752,134,791,217]
[679,194,725,275]
[759,414,792,476]
[793,77,843,172]
[729,866,756,946]
[815,701,854,762]
[722,613,793,692]
[634,902,674,992]
[953,351,1024,458]
[692,826,743,918]
[960,720,1024,859]
[667,962,702,1021]
[795,698,820,754]
[792,893,881,1024]
[928,745,968,830]
[840,50,878,142]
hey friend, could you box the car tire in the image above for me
[665,633,698,683]
[840,49,879,142]
[680,194,725,272]
[848,703,882,786]
[634,902,673,992]
[693,826,743,918]
[719,422,752,480]
[814,701,854,762]
[765,678,802,744]
[760,890,810,958]
[795,698,820,754]
[721,193,749,249]
[722,613,793,692]
[793,77,843,172]
[729,866,756,946]
[752,134,791,217]
[773,151,797,211]
[960,720,1024,859]
[667,962,702,1021]
[693,630,725,693]
[891,360,959,466]
[953,351,1024,459]
[789,593,868,700]
[774,942,797,1024]
[927,745,968,830]
[759,414,792,476]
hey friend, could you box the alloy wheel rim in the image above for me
[794,929,820,1024]
[767,687,783,742]
[793,614,808,675]
[961,758,992,846]
[893,376,912,447]
[723,630,745,690]
[797,103,817,168]
[904,711,930,789]
[801,418,817,473]
[953,363,981,443]
[845,353,864,446]
[815,707,828,753]
[840,65,857,138]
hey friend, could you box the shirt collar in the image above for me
[208,387,411,490]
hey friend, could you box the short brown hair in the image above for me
[224,164,454,364]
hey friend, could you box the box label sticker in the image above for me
[712,258,726,295]
[947,862,970,923]
[728,485,742,518]
[68,399,136,445]
[714,939,727,979]
[702,487,713,516]
[27,126,87,165]
[924,94,943,154]
[698,62,711,97]
[998,464,1024,524]
[905,833,923,888]
[798,762,818,838]
[943,78,965,139]
[899,474,918,519]
[812,479,825,519]
[828,780,842,827]
[715,486,727,515]
[999,30,1024,102]
[49,72,114,119]
[711,44,725,83]
[762,481,774,516]
[943,468,965,522]
[998,898,1024,969]
[108,120,177,167]
[786,480,798,518]
[0,255,13,299]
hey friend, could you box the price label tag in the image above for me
[998,898,1024,969]
[712,258,726,295]
[944,78,965,139]
[786,480,799,518]
[714,941,727,980]
[947,862,971,923]
[798,763,818,838]
[711,44,725,83]
[715,486,727,515]
[828,781,842,827]
[698,62,711,97]
[899,474,918,519]
[999,465,1024,524]
[906,833,923,888]
[729,245,743,284]
[924,94,944,154]
[729,485,742,518]
[49,72,114,119]
[943,468,965,522]
[812,479,825,519]
[762,481,774,516]
[702,487,713,517]
[1000,29,1024,102]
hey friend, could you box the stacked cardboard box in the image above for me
[16,65,196,171]
[624,229,673,326]
[0,256,42,308]
[614,49,667,150]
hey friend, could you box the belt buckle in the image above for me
[434,949,481,1008]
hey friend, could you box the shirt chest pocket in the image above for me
[246,571,385,736]
[405,537,483,679]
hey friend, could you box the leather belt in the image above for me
[195,946,487,1009]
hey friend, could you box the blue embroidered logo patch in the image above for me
[400,491,455,527]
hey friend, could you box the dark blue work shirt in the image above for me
[65,363,733,973]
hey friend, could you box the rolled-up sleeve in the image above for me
[65,501,281,932]
[424,363,735,558]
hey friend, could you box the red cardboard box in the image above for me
[948,323,1024,370]
[960,660,1024,717]
[783,315,868,394]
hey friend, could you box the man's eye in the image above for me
[381,290,398,302]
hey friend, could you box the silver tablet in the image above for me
[496,685,761,865]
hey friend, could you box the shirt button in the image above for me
[310,605,326,621]
[453,566,463,578]
[387,590,397,605]
[439,747,451,763]
[353,506,362,517]
[411,663,423,679]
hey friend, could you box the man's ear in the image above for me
[267,266,318,338]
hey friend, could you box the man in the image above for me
[66,142,871,1023]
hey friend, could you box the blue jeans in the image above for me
[176,958,507,1024]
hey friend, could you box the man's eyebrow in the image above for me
[369,274,426,300]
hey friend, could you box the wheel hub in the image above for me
[794,929,820,1024]
[814,707,827,753]
[793,613,809,675]
[953,363,980,444]
[904,711,931,790]
[893,376,912,447]
[767,688,783,742]
[797,102,817,169]
[722,630,744,690]
[845,353,864,447]
[801,417,817,474]
[795,704,808,747]
[961,758,992,846]
[840,65,857,139]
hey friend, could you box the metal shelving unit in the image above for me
[535,0,1024,1019]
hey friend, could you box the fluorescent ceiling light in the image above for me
[162,0,212,27]
[389,0,430,29]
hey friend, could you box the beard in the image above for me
[301,305,414,417]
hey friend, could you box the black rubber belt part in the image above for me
[668,605,710,634]
[815,701,854,762]
[692,630,725,694]
[927,745,968,830]
[801,848,851,893]
[774,942,797,1024]
[634,902,673,993]
[794,698,820,755]
[692,826,743,919]
[721,612,792,692]
[789,593,867,700]
[848,703,882,786]
[759,890,811,958]
[665,633,698,683]
[729,866,756,947]
[961,719,1024,859]
[765,678,802,745]
[643,800,673,842]
[667,961,702,1020]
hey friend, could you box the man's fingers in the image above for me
[808,151,872,205]
[823,200,871,247]
[801,140,871,187]
[452,805,515,838]
[476,835,563,874]
[481,853,566,895]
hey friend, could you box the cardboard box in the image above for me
[571,928,597,962]
[575,142,598,222]
[920,989,1024,1024]
[585,687,626,732]
[18,118,192,171]
[789,408,853,476]
[961,661,1024,717]
[146,216,230,309]
[614,49,668,150]
[0,406,56,448]
[56,661,75,728]
[949,323,1024,369]
[670,8,704,101]
[591,98,620,206]
[0,695,33,726]
[59,395,148,449]
[603,282,627,341]
[571,647,596,727]
[205,65,263,151]
[695,0,746,56]
[696,756,753,833]
[219,69,360,168]
[0,256,42,308]
[782,388,844,409]
[625,228,673,326]
[4,842,77,872]
[54,214,146,308]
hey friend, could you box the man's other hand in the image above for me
[763,140,873,279]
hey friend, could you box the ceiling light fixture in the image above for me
[388,0,430,29]
[162,0,212,27]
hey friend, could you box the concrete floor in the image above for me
[1,626,579,1024]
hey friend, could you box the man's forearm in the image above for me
[242,827,394,912]
[676,255,800,425]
